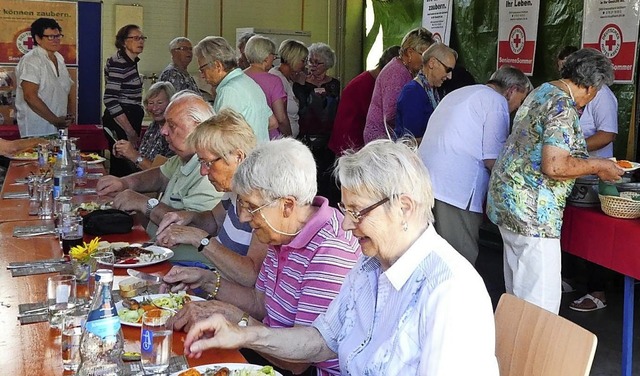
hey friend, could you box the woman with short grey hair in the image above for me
[194,36,271,142]
[487,48,622,314]
[113,81,176,171]
[162,137,361,376]
[180,138,499,376]
[269,40,309,137]
[244,35,292,137]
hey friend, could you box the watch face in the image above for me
[201,238,210,246]
[148,198,159,207]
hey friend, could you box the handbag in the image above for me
[83,209,134,236]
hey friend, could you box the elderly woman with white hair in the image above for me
[113,81,176,171]
[195,36,271,142]
[244,35,292,138]
[159,37,199,93]
[163,138,361,376]
[269,39,308,138]
[180,139,499,375]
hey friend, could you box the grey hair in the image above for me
[336,138,435,224]
[487,65,532,94]
[377,45,400,70]
[194,36,238,71]
[278,39,308,68]
[168,90,215,124]
[187,108,257,162]
[144,81,176,106]
[244,35,277,64]
[560,48,614,89]
[400,27,435,55]
[237,31,256,50]
[169,37,191,50]
[232,138,317,205]
[308,42,336,69]
[422,43,458,64]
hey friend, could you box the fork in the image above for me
[142,293,177,314]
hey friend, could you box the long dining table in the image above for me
[0,159,244,375]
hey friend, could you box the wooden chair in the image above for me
[494,293,597,376]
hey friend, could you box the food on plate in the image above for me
[118,276,149,298]
[80,152,102,161]
[616,160,633,169]
[112,245,161,264]
[178,366,276,376]
[76,201,111,213]
[118,292,192,324]
[13,150,37,159]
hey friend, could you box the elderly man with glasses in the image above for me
[15,17,73,137]
[159,37,200,93]
[97,92,223,257]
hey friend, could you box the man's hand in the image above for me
[156,224,207,248]
[161,266,216,293]
[167,300,244,333]
[157,211,196,234]
[96,175,127,196]
[112,189,148,213]
[183,314,246,358]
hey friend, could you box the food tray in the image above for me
[599,193,640,219]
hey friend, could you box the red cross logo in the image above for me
[599,24,622,59]
[22,37,34,50]
[509,25,525,55]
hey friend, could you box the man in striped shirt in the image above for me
[163,138,361,376]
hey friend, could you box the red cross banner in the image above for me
[496,0,540,75]
[422,0,453,45]
[0,0,77,65]
[582,0,640,84]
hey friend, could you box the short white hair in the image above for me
[244,35,276,64]
[169,37,191,50]
[167,90,215,125]
[336,138,435,224]
[308,42,335,69]
[232,138,317,205]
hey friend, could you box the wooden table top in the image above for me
[0,163,244,375]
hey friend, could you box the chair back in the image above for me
[494,293,597,376]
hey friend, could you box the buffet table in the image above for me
[0,160,245,374]
[561,205,640,376]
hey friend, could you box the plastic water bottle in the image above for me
[53,129,75,198]
[76,269,124,376]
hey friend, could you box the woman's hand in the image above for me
[156,224,207,248]
[113,140,138,161]
[161,266,216,293]
[156,211,196,234]
[168,300,244,333]
[183,313,246,358]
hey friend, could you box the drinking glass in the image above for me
[141,309,173,374]
[88,251,115,295]
[38,182,54,218]
[61,306,88,371]
[47,274,77,329]
[61,215,83,256]
[75,160,88,187]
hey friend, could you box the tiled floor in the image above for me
[477,225,640,376]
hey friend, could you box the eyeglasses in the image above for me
[198,62,212,73]
[337,197,390,223]
[42,34,64,41]
[236,198,275,217]
[198,156,223,169]
[173,46,193,52]
[308,60,325,66]
[126,36,148,41]
[433,57,454,74]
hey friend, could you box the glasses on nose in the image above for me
[198,62,212,73]
[236,198,275,217]
[337,197,390,223]
[42,34,64,41]
[198,156,223,169]
[126,35,147,41]
[174,46,192,52]
[433,57,454,74]
[308,60,325,66]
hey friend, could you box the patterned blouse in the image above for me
[487,83,588,238]
[138,120,174,162]
[159,64,199,93]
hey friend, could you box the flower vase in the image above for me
[72,260,91,284]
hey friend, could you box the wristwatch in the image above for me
[145,198,159,217]
[238,312,250,327]
[135,155,144,166]
[198,234,213,252]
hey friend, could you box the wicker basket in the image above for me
[599,193,640,219]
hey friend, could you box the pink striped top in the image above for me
[256,196,361,375]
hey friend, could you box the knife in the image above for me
[103,127,119,143]
[7,259,67,269]
[127,269,162,284]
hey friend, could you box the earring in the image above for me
[402,221,408,232]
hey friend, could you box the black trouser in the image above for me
[102,105,144,177]
[239,348,317,376]
[298,134,340,207]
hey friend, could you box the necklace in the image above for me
[559,79,575,102]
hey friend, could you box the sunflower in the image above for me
[69,237,101,262]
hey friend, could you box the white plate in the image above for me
[10,153,38,161]
[169,363,283,376]
[113,245,174,268]
[620,161,640,172]
[85,155,106,164]
[116,293,204,327]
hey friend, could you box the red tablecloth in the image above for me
[561,205,640,280]
[0,124,108,151]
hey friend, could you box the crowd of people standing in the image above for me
[11,16,627,376]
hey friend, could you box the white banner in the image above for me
[496,0,540,75]
[582,0,640,84]
[421,0,453,44]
